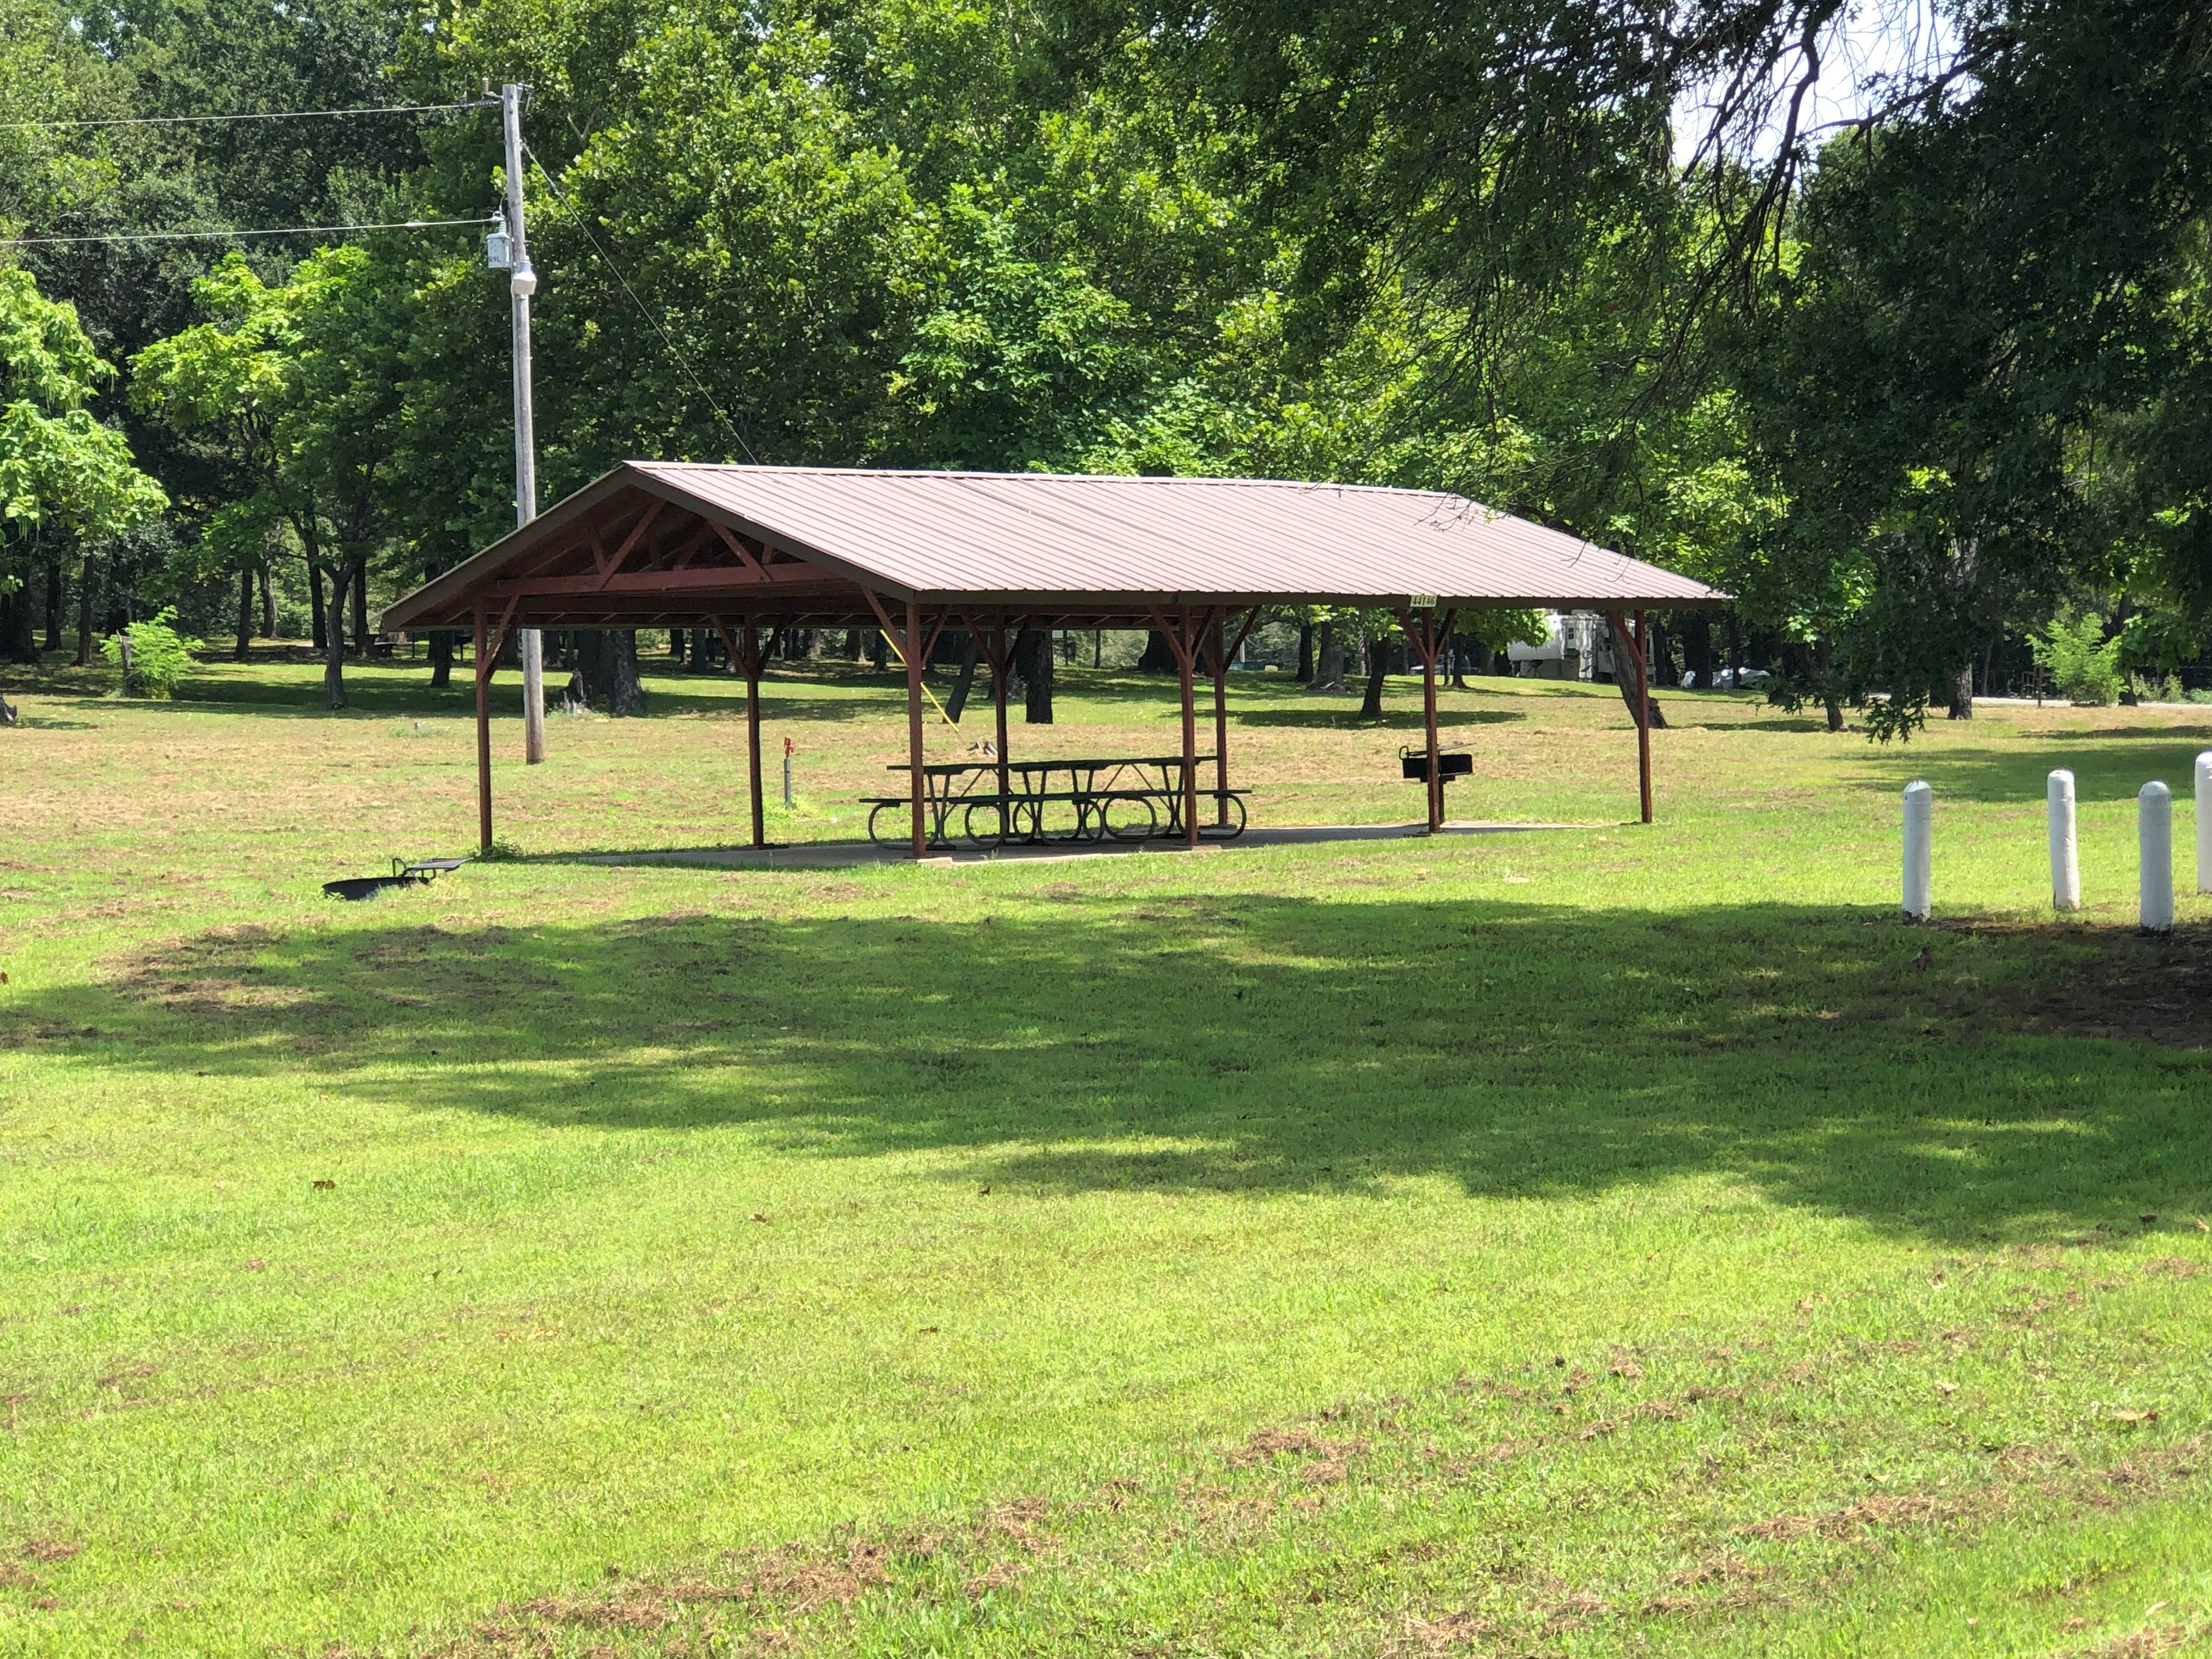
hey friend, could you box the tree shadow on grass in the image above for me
[1231,707,1525,731]
[7,898,2208,1244]
[1848,739,2212,805]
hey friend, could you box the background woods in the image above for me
[0,0,2206,727]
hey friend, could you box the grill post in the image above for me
[1421,610,1442,833]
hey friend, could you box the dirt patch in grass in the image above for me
[417,1344,2211,1658]
[441,1505,1062,1657]
[2072,1624,2203,1657]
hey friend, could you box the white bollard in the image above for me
[1903,780,1933,922]
[2140,781,2173,933]
[2048,770,2080,912]
[2196,751,2212,894]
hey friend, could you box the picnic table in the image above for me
[866,754,1248,850]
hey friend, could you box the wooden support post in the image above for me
[906,599,927,857]
[1633,609,1652,825]
[1210,616,1229,827]
[1606,609,1655,825]
[1148,606,1217,849]
[1396,607,1446,834]
[1178,614,1199,848]
[473,609,493,853]
[743,621,765,849]
[1421,612,1442,833]
[991,623,1012,839]
[711,615,768,848]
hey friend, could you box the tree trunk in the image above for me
[350,557,370,654]
[1816,636,1842,731]
[1309,622,1344,690]
[667,627,684,659]
[1647,622,1674,688]
[606,630,646,713]
[1613,674,1671,730]
[1946,664,1973,720]
[429,630,454,689]
[44,558,64,652]
[258,565,276,637]
[320,561,350,710]
[76,556,95,665]
[1688,613,1716,690]
[235,566,253,659]
[570,631,649,715]
[1138,629,1178,674]
[1017,625,1054,724]
[1358,641,1388,718]
[1,584,35,664]
[1296,622,1313,683]
[945,635,980,723]
[870,630,887,671]
[309,564,328,653]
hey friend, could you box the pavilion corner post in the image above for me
[1606,609,1655,825]
[473,610,493,854]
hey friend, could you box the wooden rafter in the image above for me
[593,500,667,591]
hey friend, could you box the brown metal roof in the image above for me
[382,462,1726,631]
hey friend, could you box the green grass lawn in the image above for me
[2,651,2210,1657]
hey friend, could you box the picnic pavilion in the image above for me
[380,463,1727,858]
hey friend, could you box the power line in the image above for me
[0,100,495,133]
[0,217,494,247]
[523,139,760,465]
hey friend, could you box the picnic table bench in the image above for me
[865,754,1248,850]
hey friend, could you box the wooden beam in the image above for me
[593,500,667,591]
[495,563,835,600]
[473,610,493,854]
[905,600,927,856]
[708,521,777,583]
[477,592,521,687]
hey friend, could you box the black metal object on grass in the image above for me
[1401,747,1472,783]
[321,856,470,901]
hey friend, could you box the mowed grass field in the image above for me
[3,650,2211,1658]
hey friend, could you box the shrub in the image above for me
[2030,609,2123,706]
[100,607,204,698]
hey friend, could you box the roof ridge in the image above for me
[629,460,1463,498]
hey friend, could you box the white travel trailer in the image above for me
[1508,610,1615,681]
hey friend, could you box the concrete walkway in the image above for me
[572,819,1583,871]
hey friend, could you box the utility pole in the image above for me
[499,82,546,763]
